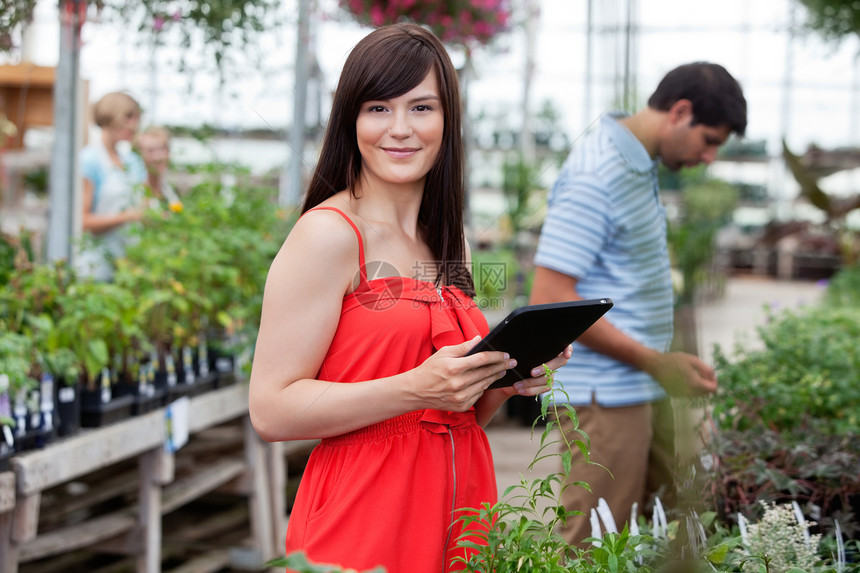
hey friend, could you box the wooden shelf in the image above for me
[11,382,249,496]
[0,382,289,573]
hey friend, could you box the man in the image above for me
[529,62,747,545]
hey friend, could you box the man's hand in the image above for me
[642,351,717,397]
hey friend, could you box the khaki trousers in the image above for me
[555,398,676,547]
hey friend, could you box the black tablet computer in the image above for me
[467,298,613,389]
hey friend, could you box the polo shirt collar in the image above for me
[602,111,656,174]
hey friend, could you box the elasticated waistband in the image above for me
[323,410,425,445]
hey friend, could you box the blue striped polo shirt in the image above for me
[534,112,674,406]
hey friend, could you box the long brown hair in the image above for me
[301,23,473,296]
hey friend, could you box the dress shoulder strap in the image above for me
[305,206,367,283]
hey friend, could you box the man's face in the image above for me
[659,101,732,171]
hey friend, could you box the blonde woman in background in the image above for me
[76,91,147,281]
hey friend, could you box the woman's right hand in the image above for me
[408,336,516,412]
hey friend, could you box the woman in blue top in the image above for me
[75,91,147,281]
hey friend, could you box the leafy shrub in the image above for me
[666,179,738,304]
[707,426,860,539]
[118,164,290,359]
[712,306,860,437]
[707,302,860,542]
[824,262,860,308]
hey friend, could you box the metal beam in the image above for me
[46,0,84,264]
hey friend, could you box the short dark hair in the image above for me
[647,62,747,136]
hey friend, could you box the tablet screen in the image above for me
[467,298,613,389]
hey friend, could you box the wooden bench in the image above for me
[0,382,317,573]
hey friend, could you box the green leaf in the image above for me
[706,543,729,564]
[561,450,572,474]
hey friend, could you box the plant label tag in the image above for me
[183,346,195,384]
[58,386,75,403]
[2,425,13,448]
[165,354,177,386]
[41,408,53,431]
[164,396,190,453]
[0,392,10,419]
[100,368,112,404]
[40,374,54,410]
[198,340,209,376]
[182,346,193,371]
[14,407,26,438]
[216,357,231,373]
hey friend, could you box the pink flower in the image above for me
[153,16,164,32]
[369,4,384,26]
[342,0,509,46]
[473,20,491,37]
[172,10,181,22]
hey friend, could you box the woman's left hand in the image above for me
[490,344,573,398]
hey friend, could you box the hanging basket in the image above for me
[340,0,511,47]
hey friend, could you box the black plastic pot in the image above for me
[54,380,81,438]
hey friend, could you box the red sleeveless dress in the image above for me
[284,207,498,573]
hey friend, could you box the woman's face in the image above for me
[137,132,170,173]
[355,70,444,189]
[111,110,140,142]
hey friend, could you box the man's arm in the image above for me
[529,266,716,396]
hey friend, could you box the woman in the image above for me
[75,91,147,281]
[135,125,181,208]
[249,24,570,572]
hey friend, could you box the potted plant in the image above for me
[0,329,42,457]
[51,278,145,425]
[0,257,70,444]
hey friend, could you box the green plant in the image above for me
[452,368,663,571]
[471,248,519,304]
[95,0,278,73]
[706,302,860,544]
[712,306,860,437]
[738,502,824,573]
[824,262,860,308]
[0,231,35,287]
[0,0,37,52]
[667,180,739,305]
[796,0,860,45]
[51,279,146,387]
[0,258,74,382]
[0,329,35,396]
[501,153,545,240]
[117,163,289,370]
[22,166,48,196]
